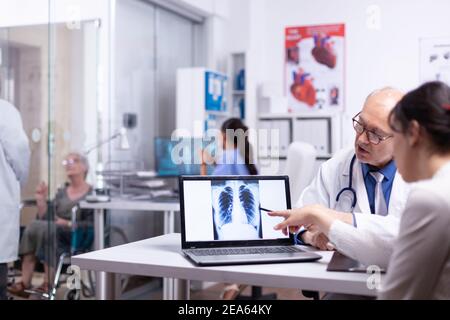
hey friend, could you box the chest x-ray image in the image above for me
[211,180,262,240]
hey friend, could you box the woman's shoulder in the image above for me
[406,177,450,221]
[413,165,450,199]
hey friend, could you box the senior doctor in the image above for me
[0,98,30,300]
[295,87,410,267]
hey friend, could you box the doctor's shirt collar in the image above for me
[362,159,397,181]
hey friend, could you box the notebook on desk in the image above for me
[178,175,322,266]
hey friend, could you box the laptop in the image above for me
[179,175,322,266]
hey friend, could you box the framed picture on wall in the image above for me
[285,23,345,113]
[420,37,450,85]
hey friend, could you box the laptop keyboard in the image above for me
[189,246,303,256]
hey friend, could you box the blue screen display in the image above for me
[155,138,216,177]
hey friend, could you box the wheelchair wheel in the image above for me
[64,289,81,300]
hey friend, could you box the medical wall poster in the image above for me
[285,24,345,112]
[420,37,450,85]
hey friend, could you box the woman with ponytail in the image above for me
[201,118,258,176]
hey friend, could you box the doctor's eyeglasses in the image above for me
[352,113,393,145]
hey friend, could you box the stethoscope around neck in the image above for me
[335,154,358,210]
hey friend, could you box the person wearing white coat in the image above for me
[0,99,30,300]
[295,87,410,268]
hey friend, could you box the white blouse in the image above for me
[379,162,450,299]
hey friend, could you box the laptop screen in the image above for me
[180,176,293,248]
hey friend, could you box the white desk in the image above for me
[72,233,379,300]
[79,199,180,299]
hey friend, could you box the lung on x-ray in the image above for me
[211,180,262,241]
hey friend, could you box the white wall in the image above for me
[224,0,450,147]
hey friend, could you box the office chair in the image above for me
[284,141,317,204]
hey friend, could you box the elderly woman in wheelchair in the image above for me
[8,152,93,299]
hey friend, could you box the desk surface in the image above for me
[79,199,180,211]
[72,234,378,297]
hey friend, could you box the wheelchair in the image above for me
[11,201,130,300]
[48,205,95,300]
[9,201,96,300]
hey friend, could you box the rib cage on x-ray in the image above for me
[212,181,262,240]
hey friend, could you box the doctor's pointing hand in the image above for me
[269,205,354,250]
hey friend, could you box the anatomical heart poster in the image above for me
[285,23,345,112]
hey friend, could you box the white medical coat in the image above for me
[0,100,30,263]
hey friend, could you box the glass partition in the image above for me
[47,17,100,299]
[0,11,100,299]
[0,19,54,299]
[2,0,204,300]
